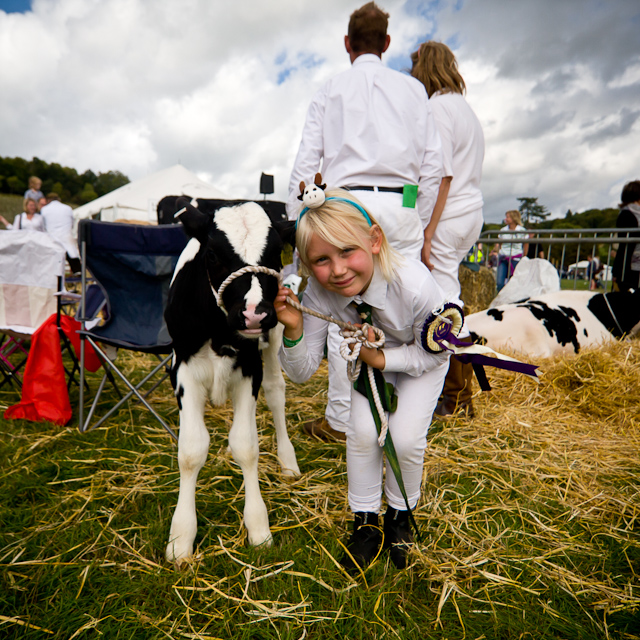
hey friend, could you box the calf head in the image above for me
[176,197,295,339]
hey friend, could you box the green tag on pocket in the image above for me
[402,184,418,208]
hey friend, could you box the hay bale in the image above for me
[459,263,496,314]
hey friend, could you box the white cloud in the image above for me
[0,0,639,221]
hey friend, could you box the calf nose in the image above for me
[243,305,267,330]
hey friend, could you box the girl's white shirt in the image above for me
[279,258,449,382]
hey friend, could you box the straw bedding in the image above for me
[1,332,638,638]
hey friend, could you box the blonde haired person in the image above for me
[276,189,449,573]
[23,176,44,209]
[410,41,485,418]
[495,209,529,291]
[0,198,45,231]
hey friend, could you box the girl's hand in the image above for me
[275,286,303,340]
[421,236,434,270]
[353,325,386,370]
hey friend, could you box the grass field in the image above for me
[0,193,24,225]
[1,338,639,639]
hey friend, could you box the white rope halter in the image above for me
[210,265,283,315]
[211,263,391,445]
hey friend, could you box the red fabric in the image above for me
[4,314,102,426]
[59,315,102,373]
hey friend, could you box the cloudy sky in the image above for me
[1,0,639,222]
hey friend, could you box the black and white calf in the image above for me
[466,290,640,359]
[164,197,299,563]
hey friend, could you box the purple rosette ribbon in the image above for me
[421,303,539,390]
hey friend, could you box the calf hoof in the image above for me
[166,538,193,564]
[248,530,273,547]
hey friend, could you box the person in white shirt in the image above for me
[495,210,529,291]
[0,198,45,231]
[40,192,81,273]
[276,189,449,573]
[410,41,485,418]
[287,2,443,441]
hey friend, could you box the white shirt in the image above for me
[279,259,449,382]
[287,54,443,227]
[7,212,45,232]
[498,224,528,257]
[41,200,79,258]
[430,91,484,220]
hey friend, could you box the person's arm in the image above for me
[0,215,11,229]
[276,284,329,383]
[417,100,444,228]
[285,88,327,221]
[421,176,452,268]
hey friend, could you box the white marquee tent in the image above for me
[72,164,230,227]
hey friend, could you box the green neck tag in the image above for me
[402,184,418,208]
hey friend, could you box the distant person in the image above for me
[23,176,44,208]
[586,254,601,290]
[40,192,80,273]
[612,180,640,293]
[410,40,485,418]
[286,2,443,442]
[494,210,529,291]
[0,198,45,231]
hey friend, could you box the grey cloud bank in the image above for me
[1,0,638,222]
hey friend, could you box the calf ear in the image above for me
[274,219,297,249]
[174,197,210,241]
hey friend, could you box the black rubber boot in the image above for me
[340,512,382,575]
[383,507,413,569]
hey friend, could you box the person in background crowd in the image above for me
[286,2,443,442]
[410,40,485,418]
[612,180,640,293]
[40,192,81,273]
[586,254,601,290]
[0,198,45,231]
[494,210,529,291]
[23,176,44,208]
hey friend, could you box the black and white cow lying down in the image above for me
[164,197,300,564]
[466,290,640,359]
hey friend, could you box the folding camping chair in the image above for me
[0,230,66,390]
[76,220,188,438]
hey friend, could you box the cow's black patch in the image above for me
[516,300,581,353]
[176,384,184,411]
[469,331,486,346]
[488,308,504,322]
[587,291,640,338]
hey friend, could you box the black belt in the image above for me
[344,185,404,194]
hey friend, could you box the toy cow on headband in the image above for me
[298,173,326,209]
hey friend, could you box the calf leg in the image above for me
[166,363,210,563]
[228,372,272,546]
[262,326,300,477]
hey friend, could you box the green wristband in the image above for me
[283,333,304,348]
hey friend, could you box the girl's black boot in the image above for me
[340,512,382,575]
[384,507,413,569]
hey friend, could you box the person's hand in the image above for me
[421,236,434,270]
[0,215,9,228]
[275,286,303,339]
[353,325,386,370]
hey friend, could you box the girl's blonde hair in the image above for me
[410,41,465,98]
[505,209,522,225]
[296,189,401,282]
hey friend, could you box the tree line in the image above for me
[0,156,130,205]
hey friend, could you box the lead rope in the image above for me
[211,265,390,445]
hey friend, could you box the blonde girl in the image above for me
[276,189,450,573]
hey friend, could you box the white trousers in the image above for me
[428,208,483,337]
[346,359,449,513]
[325,189,423,432]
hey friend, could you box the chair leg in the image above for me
[78,337,177,440]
